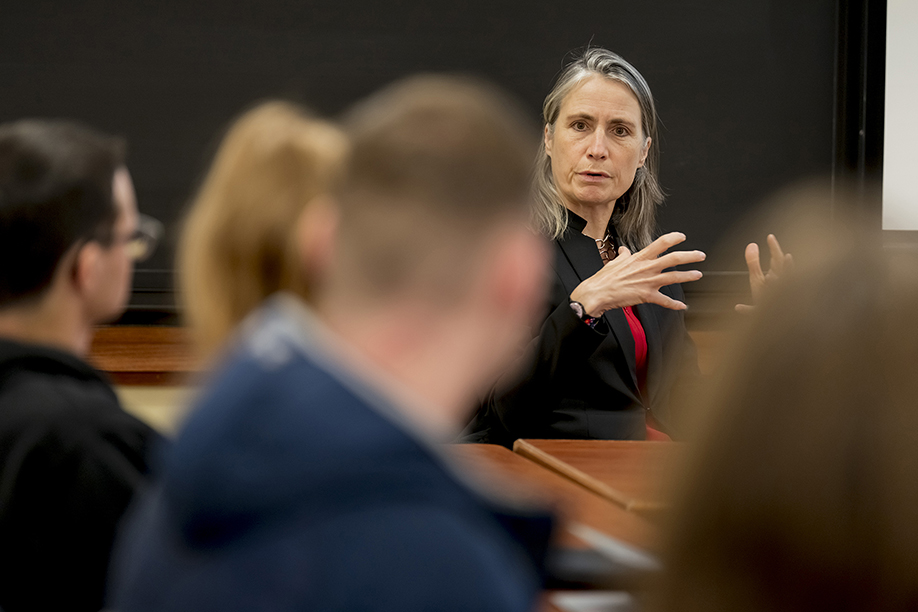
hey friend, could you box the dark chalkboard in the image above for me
[0,0,841,322]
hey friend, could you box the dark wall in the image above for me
[0,0,838,318]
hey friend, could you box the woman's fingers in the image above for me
[577,233,703,312]
[595,244,703,292]
[658,269,704,287]
[745,242,765,286]
[656,248,706,269]
[639,232,687,258]
[767,234,786,274]
[647,290,688,310]
[738,236,794,312]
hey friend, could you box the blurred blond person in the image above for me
[178,101,347,361]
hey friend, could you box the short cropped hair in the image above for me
[178,101,347,358]
[0,120,125,308]
[336,75,537,300]
[534,48,664,249]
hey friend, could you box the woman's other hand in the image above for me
[735,233,793,312]
[570,232,705,315]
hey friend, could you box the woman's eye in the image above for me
[612,126,629,136]
[573,121,587,131]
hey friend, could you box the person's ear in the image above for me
[638,136,651,167]
[72,241,105,299]
[543,124,553,158]
[295,195,339,286]
[487,227,550,322]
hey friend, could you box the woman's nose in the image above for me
[586,130,608,159]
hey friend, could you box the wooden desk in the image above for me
[87,326,727,385]
[88,326,198,385]
[447,444,657,552]
[513,440,681,515]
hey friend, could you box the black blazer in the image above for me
[469,213,698,445]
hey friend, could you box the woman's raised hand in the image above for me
[570,232,706,315]
[735,234,793,312]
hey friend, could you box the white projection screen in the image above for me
[883,0,918,230]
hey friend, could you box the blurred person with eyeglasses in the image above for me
[0,119,164,612]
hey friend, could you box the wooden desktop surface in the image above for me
[447,444,657,552]
[87,327,726,386]
[513,440,682,515]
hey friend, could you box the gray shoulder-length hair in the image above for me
[533,48,664,250]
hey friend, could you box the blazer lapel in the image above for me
[557,225,641,400]
[605,308,640,397]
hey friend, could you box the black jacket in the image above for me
[0,338,161,612]
[469,213,699,445]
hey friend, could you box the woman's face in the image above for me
[545,75,650,214]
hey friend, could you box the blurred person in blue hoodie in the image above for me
[108,75,554,612]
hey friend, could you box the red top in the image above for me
[622,306,647,386]
[622,306,670,441]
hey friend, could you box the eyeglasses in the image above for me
[123,214,164,262]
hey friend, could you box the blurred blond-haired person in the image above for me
[178,101,347,361]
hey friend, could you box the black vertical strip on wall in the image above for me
[832,0,887,221]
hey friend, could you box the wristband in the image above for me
[569,301,600,329]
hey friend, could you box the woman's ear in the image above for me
[639,136,651,167]
[543,124,553,158]
[295,195,339,286]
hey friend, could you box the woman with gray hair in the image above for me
[469,48,784,443]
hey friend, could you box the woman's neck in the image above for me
[567,200,615,240]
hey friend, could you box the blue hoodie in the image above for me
[108,297,551,612]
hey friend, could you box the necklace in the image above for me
[596,232,615,264]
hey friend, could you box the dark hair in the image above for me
[0,119,126,307]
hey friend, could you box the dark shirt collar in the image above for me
[563,208,623,246]
[0,337,104,383]
[567,208,621,245]
[566,209,588,234]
